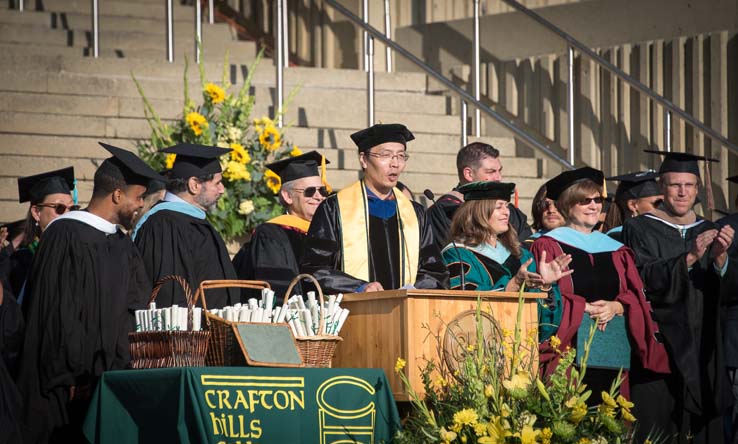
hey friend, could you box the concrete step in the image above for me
[0,22,239,52]
[0,5,198,29]
[32,0,195,21]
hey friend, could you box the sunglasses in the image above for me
[35,203,80,215]
[293,186,329,198]
[576,197,604,206]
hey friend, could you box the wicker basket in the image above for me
[283,274,342,368]
[196,280,272,367]
[128,276,210,369]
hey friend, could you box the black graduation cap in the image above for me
[350,123,415,152]
[645,150,719,177]
[727,175,738,184]
[97,143,165,185]
[1,219,26,239]
[265,151,330,183]
[546,167,605,201]
[457,181,515,202]
[17,167,75,204]
[160,143,231,180]
[607,170,661,201]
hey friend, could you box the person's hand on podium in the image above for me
[364,282,384,292]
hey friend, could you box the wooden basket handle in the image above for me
[148,275,197,330]
[195,279,271,313]
[282,273,326,336]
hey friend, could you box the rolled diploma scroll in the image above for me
[310,305,320,334]
[273,306,281,324]
[307,291,316,307]
[152,309,161,331]
[134,310,143,332]
[248,298,258,310]
[162,308,170,331]
[276,304,289,323]
[336,293,344,305]
[286,310,299,336]
[264,290,274,320]
[335,308,350,335]
[302,310,315,336]
[327,295,337,319]
[193,308,202,331]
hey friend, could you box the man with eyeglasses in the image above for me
[132,143,240,309]
[233,151,330,296]
[623,150,735,444]
[302,123,448,294]
[427,142,533,251]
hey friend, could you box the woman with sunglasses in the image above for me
[3,168,77,299]
[601,171,663,242]
[530,167,668,402]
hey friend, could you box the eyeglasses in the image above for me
[366,151,410,163]
[35,203,80,215]
[576,197,604,206]
[293,186,329,198]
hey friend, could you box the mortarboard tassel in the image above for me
[705,157,715,213]
[602,176,608,199]
[321,155,332,194]
[72,179,78,205]
[514,188,519,208]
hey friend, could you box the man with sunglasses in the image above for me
[133,143,240,309]
[302,123,448,294]
[623,150,735,444]
[233,151,330,296]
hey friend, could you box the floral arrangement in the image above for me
[393,288,661,444]
[132,49,301,240]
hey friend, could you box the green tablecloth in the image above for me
[83,367,400,444]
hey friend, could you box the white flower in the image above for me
[227,126,243,142]
[238,200,255,215]
[216,140,230,149]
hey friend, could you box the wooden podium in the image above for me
[332,289,542,400]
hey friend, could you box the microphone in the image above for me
[424,189,466,290]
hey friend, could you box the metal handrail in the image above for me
[500,0,738,157]
[323,0,574,170]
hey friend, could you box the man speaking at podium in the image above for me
[301,123,448,294]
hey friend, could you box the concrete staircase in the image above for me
[0,0,544,222]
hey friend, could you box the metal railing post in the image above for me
[282,0,289,68]
[367,36,375,126]
[384,0,392,72]
[461,100,469,148]
[19,0,24,12]
[362,0,369,72]
[195,0,202,63]
[665,110,672,152]
[91,0,99,58]
[567,45,575,165]
[166,0,174,63]
[275,0,284,128]
[208,0,214,24]
[473,0,481,137]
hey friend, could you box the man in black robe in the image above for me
[133,143,239,309]
[623,150,734,444]
[427,142,532,250]
[233,151,329,297]
[301,123,448,294]
[0,279,23,444]
[16,143,159,443]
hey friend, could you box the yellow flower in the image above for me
[578,439,591,444]
[466,344,475,352]
[540,427,553,444]
[501,328,512,338]
[621,408,636,422]
[230,143,251,164]
[473,422,488,437]
[439,427,457,443]
[452,408,478,426]
[164,153,176,169]
[254,116,274,127]
[569,402,588,423]
[238,200,255,216]
[204,82,226,104]
[290,146,303,157]
[186,112,208,136]
[502,372,531,396]
[222,161,251,182]
[264,169,281,194]
[433,375,447,389]
[394,357,406,373]
[518,424,541,444]
[616,394,634,410]
[484,384,495,398]
[482,416,507,444]
[601,392,617,408]
[549,335,561,349]
[259,125,282,151]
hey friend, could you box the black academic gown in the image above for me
[301,195,449,294]
[718,214,738,369]
[0,281,24,444]
[623,214,729,443]
[135,208,239,309]
[16,218,150,444]
[233,223,306,298]
[428,192,532,251]
[0,245,33,301]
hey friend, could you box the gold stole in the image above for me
[267,214,310,233]
[336,181,420,286]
